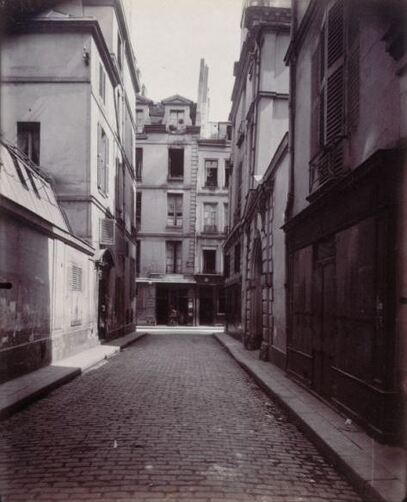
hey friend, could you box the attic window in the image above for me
[169,109,184,127]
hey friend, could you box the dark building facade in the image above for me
[284,0,407,442]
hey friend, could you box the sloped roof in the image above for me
[0,141,69,231]
[161,94,194,106]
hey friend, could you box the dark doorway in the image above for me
[199,286,214,325]
[156,285,190,325]
[249,238,263,349]
[98,250,114,339]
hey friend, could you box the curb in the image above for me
[0,332,148,421]
[214,333,401,502]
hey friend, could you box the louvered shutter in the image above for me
[325,0,345,144]
[310,42,321,157]
[97,125,102,189]
[347,14,360,132]
[100,218,115,245]
[104,135,109,194]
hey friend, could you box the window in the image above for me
[224,161,230,188]
[136,192,142,227]
[167,194,183,227]
[136,241,141,275]
[136,148,143,181]
[168,148,184,179]
[204,159,218,188]
[166,241,182,273]
[203,249,216,274]
[71,264,83,292]
[97,124,109,194]
[71,263,83,326]
[234,243,241,273]
[99,63,106,103]
[115,160,124,218]
[136,109,144,132]
[310,0,358,190]
[218,289,226,314]
[224,254,230,278]
[203,203,217,233]
[169,109,184,127]
[17,122,40,165]
[224,203,229,232]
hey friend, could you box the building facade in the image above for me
[135,90,230,326]
[135,95,200,325]
[224,0,291,362]
[1,0,140,357]
[0,141,96,382]
[195,123,231,326]
[284,0,406,442]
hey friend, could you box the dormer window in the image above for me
[136,108,144,132]
[169,109,185,128]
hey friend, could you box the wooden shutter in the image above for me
[325,0,345,144]
[310,42,321,157]
[347,14,360,132]
[100,218,115,245]
[97,125,102,189]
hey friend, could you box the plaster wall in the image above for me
[259,31,290,95]
[0,215,97,383]
[271,151,289,356]
[256,98,288,177]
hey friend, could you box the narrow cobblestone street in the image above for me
[0,335,362,502]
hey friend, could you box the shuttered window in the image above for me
[97,124,109,194]
[100,218,115,245]
[310,0,359,155]
[71,265,82,291]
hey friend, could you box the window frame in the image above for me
[204,159,218,188]
[167,193,183,228]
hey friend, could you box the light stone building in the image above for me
[0,0,140,380]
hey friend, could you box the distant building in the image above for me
[135,64,231,326]
[135,94,200,326]
[0,0,140,377]
[195,123,231,325]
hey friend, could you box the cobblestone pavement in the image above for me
[0,335,362,502]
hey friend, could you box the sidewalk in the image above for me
[136,325,225,335]
[215,333,405,502]
[0,331,147,420]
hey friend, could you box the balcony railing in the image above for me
[309,138,348,193]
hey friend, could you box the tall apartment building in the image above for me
[224,0,291,357]
[135,65,230,326]
[0,0,140,379]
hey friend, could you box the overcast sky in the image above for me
[124,0,243,122]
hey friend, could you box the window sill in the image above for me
[168,177,184,182]
[166,225,183,230]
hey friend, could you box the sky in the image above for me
[123,0,243,122]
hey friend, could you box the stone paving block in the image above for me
[0,334,362,502]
